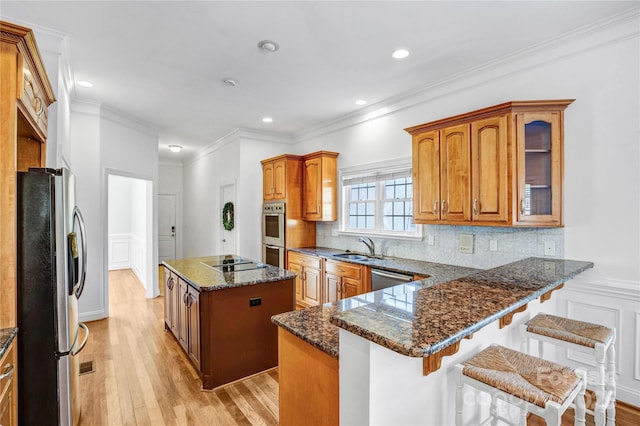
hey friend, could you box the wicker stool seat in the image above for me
[455,345,587,426]
[521,314,616,426]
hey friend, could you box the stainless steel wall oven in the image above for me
[262,202,285,267]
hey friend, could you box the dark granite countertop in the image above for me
[272,248,480,358]
[0,327,17,360]
[272,256,593,359]
[331,257,593,357]
[163,255,297,291]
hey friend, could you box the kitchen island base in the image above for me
[162,257,296,390]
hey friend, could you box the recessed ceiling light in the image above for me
[169,145,183,153]
[355,100,367,106]
[262,117,273,123]
[258,40,279,52]
[392,49,410,59]
[222,78,238,87]
[77,80,94,88]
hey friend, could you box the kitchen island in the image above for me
[162,255,296,389]
[272,256,593,425]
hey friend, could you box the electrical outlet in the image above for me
[544,261,556,275]
[331,228,338,237]
[458,234,474,254]
[489,240,498,252]
[544,241,556,257]
[427,235,435,246]
[249,297,262,307]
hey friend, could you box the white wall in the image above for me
[182,130,292,260]
[71,101,159,321]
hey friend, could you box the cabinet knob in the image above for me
[473,198,479,215]
[433,200,438,215]
[520,198,526,215]
[0,363,14,380]
[441,200,446,214]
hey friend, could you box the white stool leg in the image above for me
[538,339,544,358]
[575,369,587,426]
[543,401,561,426]
[606,338,616,426]
[594,343,606,426]
[455,364,464,426]
[520,324,529,354]
[490,394,498,426]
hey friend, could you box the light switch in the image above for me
[489,240,498,252]
[458,234,474,254]
[427,235,435,246]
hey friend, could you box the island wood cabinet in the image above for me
[164,269,200,371]
[324,259,370,304]
[287,251,322,309]
[163,265,294,389]
[302,151,339,221]
[0,338,17,426]
[405,100,573,227]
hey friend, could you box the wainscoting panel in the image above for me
[556,276,640,406]
[108,234,131,270]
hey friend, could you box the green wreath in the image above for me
[222,202,234,231]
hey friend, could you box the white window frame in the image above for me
[338,157,422,240]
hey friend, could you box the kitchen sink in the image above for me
[332,253,373,261]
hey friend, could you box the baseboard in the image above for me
[79,309,106,322]
[617,399,640,419]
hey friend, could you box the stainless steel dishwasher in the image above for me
[370,268,414,291]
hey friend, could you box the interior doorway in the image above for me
[220,181,237,255]
[158,194,177,262]
[106,173,156,308]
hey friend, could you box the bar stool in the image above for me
[520,314,616,426]
[455,344,587,426]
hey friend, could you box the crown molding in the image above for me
[294,6,640,143]
[184,127,292,165]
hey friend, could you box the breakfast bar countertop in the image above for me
[272,256,593,359]
[163,255,297,291]
[0,327,17,360]
[331,257,594,357]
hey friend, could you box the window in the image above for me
[340,159,421,239]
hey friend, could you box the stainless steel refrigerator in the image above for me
[17,168,89,426]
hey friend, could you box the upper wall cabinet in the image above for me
[261,154,303,202]
[302,151,339,222]
[405,100,573,227]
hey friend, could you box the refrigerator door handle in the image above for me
[73,206,88,298]
[71,323,89,356]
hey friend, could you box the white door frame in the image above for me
[103,168,158,319]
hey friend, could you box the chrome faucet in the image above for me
[358,237,375,257]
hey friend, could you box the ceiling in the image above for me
[1,1,636,161]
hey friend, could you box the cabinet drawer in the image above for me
[288,252,321,270]
[19,56,49,139]
[325,260,361,279]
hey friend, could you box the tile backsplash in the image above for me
[316,223,564,270]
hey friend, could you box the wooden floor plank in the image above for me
[79,269,279,425]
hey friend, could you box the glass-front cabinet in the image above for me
[515,111,563,226]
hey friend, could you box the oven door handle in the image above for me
[265,244,282,250]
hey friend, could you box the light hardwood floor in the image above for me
[78,269,279,425]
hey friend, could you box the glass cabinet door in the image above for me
[516,112,562,225]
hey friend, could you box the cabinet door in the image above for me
[341,276,364,299]
[302,266,322,307]
[324,272,340,304]
[515,112,562,226]
[263,161,274,200]
[187,286,200,370]
[440,124,471,222]
[178,279,189,351]
[163,268,174,329]
[302,157,322,220]
[287,261,304,307]
[471,116,508,223]
[0,340,16,426]
[273,158,287,199]
[412,130,440,222]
